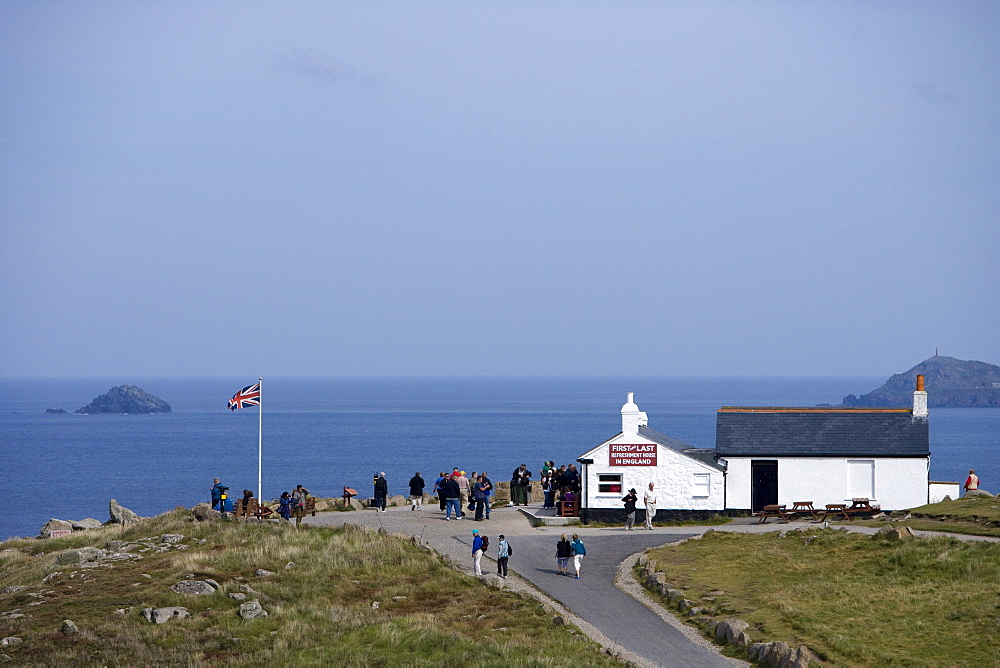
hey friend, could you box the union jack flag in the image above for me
[228,382,261,411]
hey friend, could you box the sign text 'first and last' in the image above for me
[609,443,657,466]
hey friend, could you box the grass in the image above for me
[642,528,1000,666]
[849,496,1000,538]
[0,509,621,666]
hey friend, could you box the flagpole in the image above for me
[258,377,263,502]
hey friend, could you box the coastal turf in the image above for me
[0,510,620,666]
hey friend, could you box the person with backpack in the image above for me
[570,533,586,579]
[497,534,512,578]
[471,529,486,576]
[556,533,572,576]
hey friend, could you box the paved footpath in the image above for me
[306,504,996,667]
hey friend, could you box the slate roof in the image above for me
[637,426,726,470]
[715,407,929,457]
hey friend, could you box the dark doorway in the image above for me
[751,460,778,512]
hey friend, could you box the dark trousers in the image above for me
[438,493,446,511]
[375,495,386,511]
[474,498,485,520]
[497,556,508,577]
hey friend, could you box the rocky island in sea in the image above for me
[841,355,1000,408]
[76,385,172,414]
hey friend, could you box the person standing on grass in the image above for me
[443,474,461,520]
[374,472,388,512]
[211,478,226,511]
[622,488,638,530]
[965,469,979,494]
[570,533,586,579]
[433,472,447,512]
[497,534,512,578]
[643,481,658,530]
[556,533,572,576]
[471,529,484,576]
[408,472,425,511]
[292,484,310,527]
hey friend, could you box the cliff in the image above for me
[76,385,172,414]
[842,356,1000,408]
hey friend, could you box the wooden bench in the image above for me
[557,500,577,517]
[845,498,878,519]
[233,498,275,521]
[754,504,790,524]
[821,503,850,521]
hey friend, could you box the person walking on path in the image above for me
[373,472,388,512]
[556,533,572,576]
[643,482,658,530]
[210,478,227,511]
[292,484,310,527]
[570,533,586,579]
[442,474,461,520]
[622,488,638,530]
[408,472,425,511]
[497,534,512,578]
[965,469,980,494]
[471,529,484,576]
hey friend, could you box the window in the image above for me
[597,473,622,494]
[692,473,710,497]
[848,460,875,499]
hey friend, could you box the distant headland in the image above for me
[75,385,172,414]
[841,356,1000,408]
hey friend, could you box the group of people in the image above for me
[470,529,513,578]
[431,469,495,520]
[622,481,659,530]
[514,461,583,509]
[210,478,311,527]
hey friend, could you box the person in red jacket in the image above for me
[964,469,980,494]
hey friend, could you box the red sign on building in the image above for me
[609,443,657,466]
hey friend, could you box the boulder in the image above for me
[229,593,247,601]
[39,519,73,538]
[387,494,408,508]
[0,638,23,647]
[714,618,750,645]
[71,518,103,531]
[191,503,221,522]
[965,489,993,498]
[160,534,185,544]
[237,600,268,620]
[170,581,217,595]
[59,620,79,636]
[875,525,915,540]
[254,569,275,577]
[142,607,191,624]
[108,499,140,525]
[54,547,105,566]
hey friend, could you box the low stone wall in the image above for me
[580,508,727,525]
[635,546,819,668]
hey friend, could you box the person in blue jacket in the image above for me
[278,491,292,521]
[471,529,484,576]
[570,533,586,579]
[210,478,227,511]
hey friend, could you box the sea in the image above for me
[2,376,997,541]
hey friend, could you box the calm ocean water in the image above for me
[1,376,997,540]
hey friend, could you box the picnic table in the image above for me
[755,504,791,524]
[789,501,821,521]
[845,498,878,518]
[821,503,850,521]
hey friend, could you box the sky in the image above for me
[2,2,998,378]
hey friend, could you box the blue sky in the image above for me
[2,2,998,377]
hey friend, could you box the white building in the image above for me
[576,393,726,523]
[577,379,931,522]
[716,378,930,512]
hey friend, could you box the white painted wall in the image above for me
[928,481,960,504]
[580,433,725,510]
[724,457,929,510]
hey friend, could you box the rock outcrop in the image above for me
[108,499,141,525]
[76,385,171,414]
[841,356,1000,408]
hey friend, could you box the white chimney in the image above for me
[622,392,641,434]
[913,374,928,419]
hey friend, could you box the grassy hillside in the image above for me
[0,510,619,666]
[643,529,1000,666]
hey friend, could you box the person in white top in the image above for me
[643,482,657,530]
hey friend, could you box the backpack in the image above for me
[480,535,489,551]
